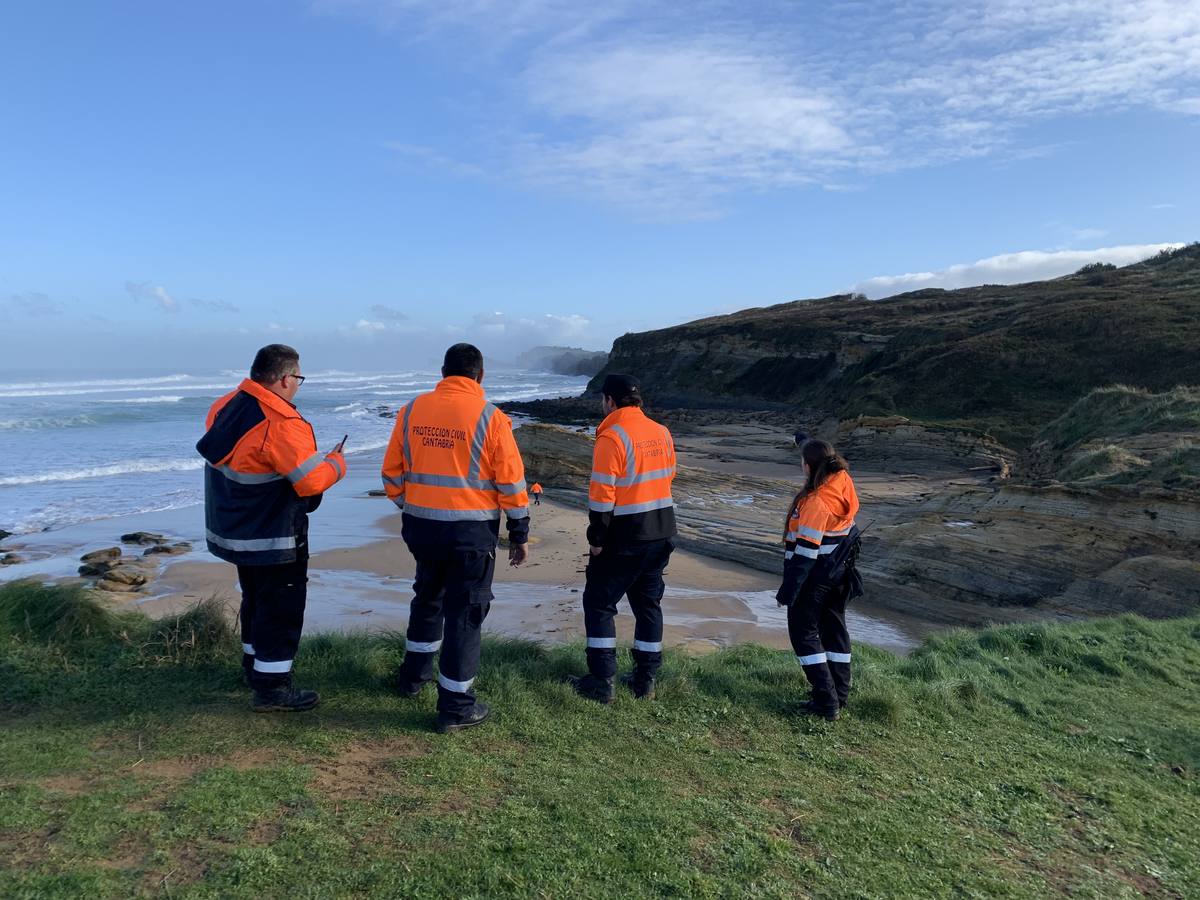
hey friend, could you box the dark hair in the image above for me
[609,391,643,408]
[601,373,643,408]
[782,439,850,540]
[443,343,484,379]
[250,344,300,384]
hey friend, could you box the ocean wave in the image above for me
[345,439,391,454]
[0,414,100,431]
[0,373,192,391]
[101,396,185,404]
[0,383,233,398]
[4,489,203,535]
[0,458,204,486]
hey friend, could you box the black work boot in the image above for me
[252,677,319,713]
[393,671,426,698]
[568,674,615,704]
[798,699,839,721]
[240,653,255,687]
[436,702,491,734]
[620,672,656,700]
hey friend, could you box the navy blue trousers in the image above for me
[582,539,673,679]
[396,546,496,719]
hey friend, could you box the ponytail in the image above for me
[782,439,850,540]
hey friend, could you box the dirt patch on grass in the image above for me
[132,747,283,780]
[37,774,90,796]
[138,842,213,895]
[309,737,425,801]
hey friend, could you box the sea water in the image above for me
[0,368,590,535]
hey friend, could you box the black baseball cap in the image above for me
[600,373,641,399]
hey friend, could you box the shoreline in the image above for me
[0,450,926,654]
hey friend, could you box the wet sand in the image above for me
[2,446,928,654]
[143,496,920,654]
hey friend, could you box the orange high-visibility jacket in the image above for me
[381,376,529,541]
[197,378,346,565]
[587,405,677,547]
[780,469,860,594]
[531,483,544,494]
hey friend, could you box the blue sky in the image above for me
[0,0,1196,371]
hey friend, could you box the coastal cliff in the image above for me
[588,244,1200,445]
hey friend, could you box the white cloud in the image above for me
[520,39,851,216]
[469,310,592,342]
[6,292,63,317]
[368,303,410,322]
[319,0,1200,217]
[853,242,1185,298]
[188,297,240,314]
[125,281,179,313]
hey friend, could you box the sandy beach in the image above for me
[0,440,925,654]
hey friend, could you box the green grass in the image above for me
[1040,385,1200,452]
[2,584,1199,898]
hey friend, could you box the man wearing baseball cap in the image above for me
[569,373,678,703]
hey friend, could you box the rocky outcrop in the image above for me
[835,416,1012,478]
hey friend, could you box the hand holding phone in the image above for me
[333,434,348,454]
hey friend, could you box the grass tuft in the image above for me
[142,597,237,665]
[0,579,123,645]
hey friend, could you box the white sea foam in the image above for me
[0,458,204,486]
[102,396,185,404]
[0,374,192,391]
[0,383,232,398]
[345,439,391,454]
[0,414,99,430]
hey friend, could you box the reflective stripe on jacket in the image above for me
[196,379,346,565]
[587,405,677,547]
[381,376,529,546]
[781,469,860,593]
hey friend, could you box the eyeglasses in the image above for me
[288,374,306,386]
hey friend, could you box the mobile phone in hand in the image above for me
[335,434,348,452]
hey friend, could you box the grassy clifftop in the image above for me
[591,244,1200,445]
[1025,385,1200,493]
[2,581,1198,897]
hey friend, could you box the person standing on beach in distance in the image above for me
[382,343,530,733]
[775,439,861,721]
[570,373,677,703]
[196,344,347,712]
[531,482,543,506]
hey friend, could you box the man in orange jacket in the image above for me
[531,482,544,505]
[570,373,677,703]
[196,344,346,712]
[382,343,530,733]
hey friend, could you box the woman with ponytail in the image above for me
[776,439,861,720]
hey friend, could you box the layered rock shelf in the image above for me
[515,422,1200,627]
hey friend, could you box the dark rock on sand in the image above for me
[80,547,123,566]
[121,531,167,546]
[143,542,192,556]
